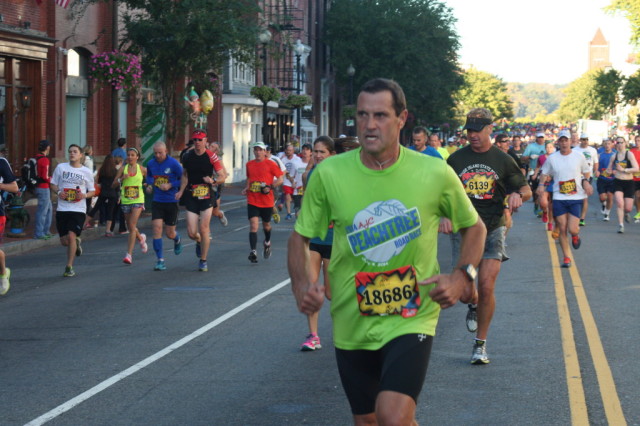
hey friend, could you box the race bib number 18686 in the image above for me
[355,265,421,318]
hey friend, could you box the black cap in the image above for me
[38,140,51,151]
[463,117,493,132]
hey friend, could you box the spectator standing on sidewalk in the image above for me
[0,155,19,295]
[33,140,53,240]
[111,138,127,161]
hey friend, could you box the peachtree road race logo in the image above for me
[346,200,422,266]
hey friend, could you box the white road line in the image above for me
[233,225,250,231]
[25,279,291,426]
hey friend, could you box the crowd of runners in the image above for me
[3,76,640,424]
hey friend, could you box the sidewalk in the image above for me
[1,183,248,257]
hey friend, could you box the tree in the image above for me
[76,0,261,151]
[454,68,512,123]
[606,0,640,47]
[325,0,462,123]
[622,70,640,104]
[556,69,623,122]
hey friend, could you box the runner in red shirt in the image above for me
[242,141,284,263]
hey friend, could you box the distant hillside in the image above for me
[507,82,566,120]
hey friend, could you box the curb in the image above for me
[2,198,247,257]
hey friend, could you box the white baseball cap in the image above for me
[558,129,571,139]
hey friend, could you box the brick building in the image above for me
[0,0,140,174]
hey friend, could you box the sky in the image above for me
[443,0,636,85]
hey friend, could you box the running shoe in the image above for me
[603,214,610,222]
[552,229,560,240]
[195,242,202,258]
[470,340,490,365]
[285,213,293,220]
[119,230,130,235]
[571,235,581,249]
[272,212,280,224]
[174,237,183,255]
[465,304,478,333]
[154,260,166,271]
[601,204,606,215]
[618,225,625,234]
[263,241,272,259]
[63,266,75,277]
[248,250,258,263]
[75,237,83,257]
[547,222,553,231]
[139,233,148,253]
[123,253,133,264]
[0,267,10,295]
[625,213,631,223]
[198,260,208,272]
[219,212,228,227]
[579,219,585,227]
[561,257,571,268]
[542,211,548,223]
[301,334,322,351]
[635,218,640,224]
[635,212,640,220]
[104,231,114,237]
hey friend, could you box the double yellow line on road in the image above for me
[545,232,627,425]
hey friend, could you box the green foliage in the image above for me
[622,70,640,105]
[104,0,261,149]
[556,69,623,121]
[595,68,623,111]
[606,0,640,47]
[507,82,565,120]
[454,68,512,122]
[342,105,357,119]
[325,0,462,123]
[250,86,282,104]
[283,94,312,108]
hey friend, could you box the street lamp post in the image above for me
[294,40,305,141]
[259,29,272,144]
[347,64,355,105]
[347,64,355,136]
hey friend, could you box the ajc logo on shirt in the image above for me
[345,200,422,266]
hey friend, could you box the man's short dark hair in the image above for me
[68,144,82,152]
[412,126,429,136]
[117,138,126,148]
[301,143,312,151]
[495,133,509,143]
[360,78,406,116]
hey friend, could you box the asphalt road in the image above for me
[0,193,638,425]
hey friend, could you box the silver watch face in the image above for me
[463,264,477,280]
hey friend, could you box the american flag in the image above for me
[55,0,71,8]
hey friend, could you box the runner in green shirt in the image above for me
[288,78,486,425]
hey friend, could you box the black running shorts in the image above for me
[335,334,433,415]
[152,201,179,226]
[247,204,272,223]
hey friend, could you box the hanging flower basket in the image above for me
[250,85,281,104]
[284,94,312,108]
[88,51,143,92]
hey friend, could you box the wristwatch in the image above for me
[459,264,477,282]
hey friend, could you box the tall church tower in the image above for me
[589,28,612,71]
